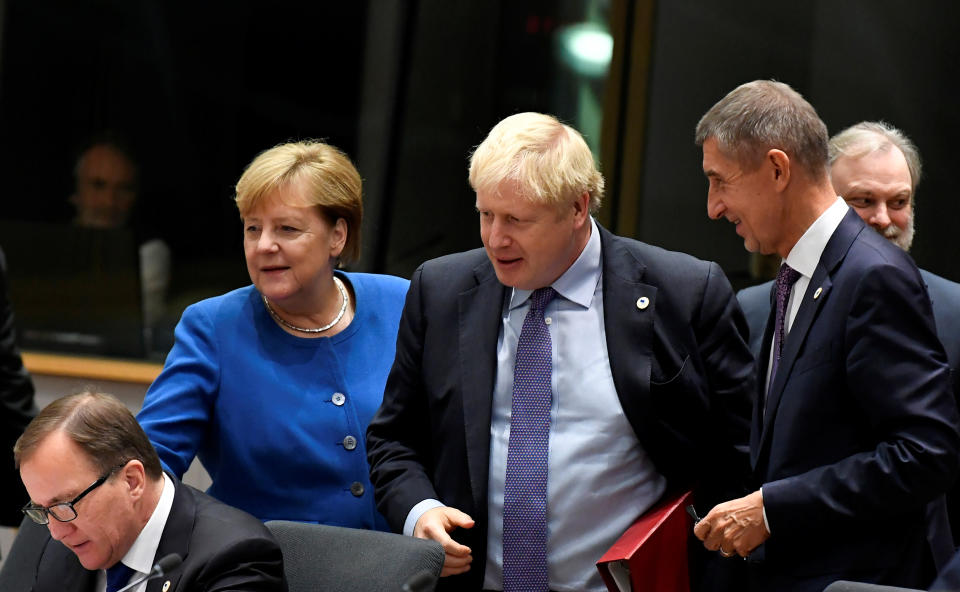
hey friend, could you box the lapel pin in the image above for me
[162,581,171,592]
[636,296,650,310]
[813,287,823,299]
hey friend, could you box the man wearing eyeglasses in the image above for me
[14,390,287,592]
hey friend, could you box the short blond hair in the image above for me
[235,141,363,263]
[469,112,604,213]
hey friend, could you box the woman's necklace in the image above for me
[262,276,348,334]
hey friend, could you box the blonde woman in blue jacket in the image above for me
[138,141,408,530]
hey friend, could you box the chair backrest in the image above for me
[822,581,923,592]
[0,516,50,592]
[265,521,444,592]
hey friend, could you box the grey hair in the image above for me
[828,121,922,194]
[695,80,829,179]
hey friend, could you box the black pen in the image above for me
[685,504,701,526]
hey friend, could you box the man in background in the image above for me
[368,112,754,591]
[70,135,170,333]
[15,390,286,591]
[693,81,958,591]
[70,138,140,230]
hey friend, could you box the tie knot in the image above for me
[528,287,556,313]
[776,264,802,291]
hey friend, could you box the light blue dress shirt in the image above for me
[482,219,666,592]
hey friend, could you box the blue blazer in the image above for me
[747,210,959,591]
[367,224,755,591]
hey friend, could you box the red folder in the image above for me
[596,489,694,592]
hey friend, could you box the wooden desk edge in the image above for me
[22,351,163,385]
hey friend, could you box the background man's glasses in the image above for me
[22,463,126,525]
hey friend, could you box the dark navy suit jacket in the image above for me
[0,247,36,527]
[739,244,960,555]
[741,210,959,591]
[739,268,960,406]
[367,225,755,591]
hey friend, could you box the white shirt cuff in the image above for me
[760,486,770,534]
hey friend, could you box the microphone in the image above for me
[114,553,183,592]
[401,569,437,592]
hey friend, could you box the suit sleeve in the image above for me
[763,260,960,534]
[695,262,755,503]
[0,247,37,526]
[195,536,287,592]
[137,304,221,479]
[366,265,441,533]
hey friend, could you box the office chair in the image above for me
[823,581,923,592]
[0,516,50,591]
[266,520,444,592]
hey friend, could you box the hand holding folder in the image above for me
[596,489,694,592]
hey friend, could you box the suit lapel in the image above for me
[755,210,864,460]
[597,227,656,437]
[750,297,776,468]
[145,475,194,592]
[459,258,507,511]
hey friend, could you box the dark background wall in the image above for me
[0,0,369,296]
[637,0,960,286]
[0,0,957,359]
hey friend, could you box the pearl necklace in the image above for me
[262,276,348,334]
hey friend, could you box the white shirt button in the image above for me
[544,317,552,325]
[332,392,346,406]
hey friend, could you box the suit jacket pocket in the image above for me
[651,344,689,385]
[650,355,708,433]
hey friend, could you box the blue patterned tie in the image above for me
[503,286,556,592]
[106,561,135,592]
[769,263,802,387]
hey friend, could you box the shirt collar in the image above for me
[118,473,175,576]
[509,217,602,311]
[784,197,848,279]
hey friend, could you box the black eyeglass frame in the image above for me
[21,462,128,525]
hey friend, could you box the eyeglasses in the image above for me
[22,464,125,525]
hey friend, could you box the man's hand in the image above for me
[414,506,475,577]
[693,490,769,558]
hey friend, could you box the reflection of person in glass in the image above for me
[137,141,409,530]
[70,135,171,330]
[70,140,139,229]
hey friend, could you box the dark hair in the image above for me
[695,80,829,179]
[72,130,141,184]
[14,390,163,480]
